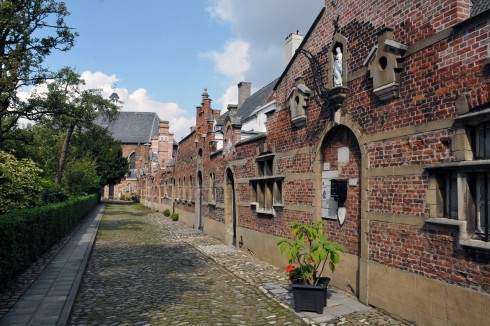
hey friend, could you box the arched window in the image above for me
[129,152,136,169]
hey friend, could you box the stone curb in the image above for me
[57,204,105,326]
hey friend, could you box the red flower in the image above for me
[286,265,295,273]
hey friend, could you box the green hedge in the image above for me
[0,194,98,290]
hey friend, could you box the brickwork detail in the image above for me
[370,221,490,293]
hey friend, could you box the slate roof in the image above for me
[216,78,278,126]
[472,0,490,15]
[95,111,160,144]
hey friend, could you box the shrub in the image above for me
[41,188,69,204]
[163,209,171,217]
[170,213,179,221]
[0,150,43,215]
[0,195,98,290]
[120,194,132,201]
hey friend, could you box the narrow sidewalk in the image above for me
[0,204,104,326]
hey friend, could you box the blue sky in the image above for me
[40,0,324,140]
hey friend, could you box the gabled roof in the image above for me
[95,111,160,144]
[216,78,278,126]
[472,0,490,16]
[239,78,278,123]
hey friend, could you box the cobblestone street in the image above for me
[68,203,305,325]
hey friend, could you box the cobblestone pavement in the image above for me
[154,211,412,326]
[68,203,305,325]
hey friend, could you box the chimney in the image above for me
[285,30,304,66]
[237,81,251,110]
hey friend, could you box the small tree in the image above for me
[62,158,100,195]
[71,126,128,187]
[0,150,43,214]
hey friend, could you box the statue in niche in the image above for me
[333,47,343,87]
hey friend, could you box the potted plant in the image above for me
[278,220,345,314]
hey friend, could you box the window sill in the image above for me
[426,218,490,251]
[460,239,490,250]
[251,202,275,217]
[257,209,275,217]
[273,203,284,211]
[249,175,285,182]
[425,217,465,227]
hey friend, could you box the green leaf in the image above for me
[279,242,288,254]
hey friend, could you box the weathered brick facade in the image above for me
[141,1,490,324]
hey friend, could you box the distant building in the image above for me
[95,111,174,199]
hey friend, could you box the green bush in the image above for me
[41,188,69,204]
[0,194,98,290]
[163,209,171,217]
[0,150,43,215]
[170,213,179,221]
[120,194,132,201]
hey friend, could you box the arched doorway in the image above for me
[196,170,203,230]
[320,125,362,297]
[225,168,237,246]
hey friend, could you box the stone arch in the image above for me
[313,116,368,301]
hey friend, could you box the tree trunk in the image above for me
[55,123,76,185]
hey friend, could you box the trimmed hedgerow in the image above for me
[0,194,98,290]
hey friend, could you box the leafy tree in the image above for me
[0,150,43,214]
[30,67,119,185]
[0,0,77,148]
[71,126,128,187]
[62,158,100,195]
[6,124,62,179]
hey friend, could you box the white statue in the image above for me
[333,47,343,87]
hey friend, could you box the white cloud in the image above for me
[19,71,194,140]
[205,0,233,22]
[217,85,238,113]
[204,0,324,107]
[82,72,192,140]
[200,40,250,81]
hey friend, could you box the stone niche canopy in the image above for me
[287,77,311,128]
[364,26,408,101]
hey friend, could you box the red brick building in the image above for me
[96,112,174,200]
[142,1,490,324]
